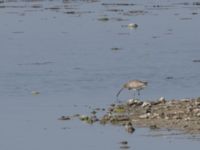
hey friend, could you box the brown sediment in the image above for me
[100,97,200,134]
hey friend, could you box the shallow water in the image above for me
[0,0,200,149]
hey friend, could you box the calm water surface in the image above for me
[0,0,200,149]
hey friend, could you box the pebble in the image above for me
[127,99,142,106]
[58,116,71,120]
[125,122,135,133]
[193,108,200,114]
[151,113,160,119]
[119,141,128,145]
[31,91,40,95]
[128,23,138,29]
[98,16,109,21]
[139,113,151,119]
[196,113,200,117]
[159,97,166,103]
[142,102,151,107]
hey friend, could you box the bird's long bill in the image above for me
[116,87,124,98]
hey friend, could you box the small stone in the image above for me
[110,103,115,107]
[146,107,152,113]
[160,112,165,118]
[165,76,173,80]
[184,117,191,121]
[125,122,135,133]
[139,113,151,119]
[127,99,134,105]
[151,113,160,119]
[107,107,114,112]
[111,47,121,51]
[58,116,71,120]
[90,115,99,122]
[79,115,89,121]
[128,23,138,29]
[141,102,151,107]
[195,101,200,106]
[119,141,128,145]
[193,108,200,114]
[196,113,200,117]
[127,99,142,106]
[165,116,169,120]
[91,110,97,115]
[98,16,109,21]
[31,91,40,95]
[158,97,166,103]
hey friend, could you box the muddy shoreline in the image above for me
[100,97,200,134]
[60,97,200,134]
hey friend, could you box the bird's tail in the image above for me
[116,87,124,100]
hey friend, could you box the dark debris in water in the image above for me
[111,47,122,51]
[102,3,135,6]
[18,61,54,66]
[165,76,174,80]
[193,59,200,63]
[119,141,128,145]
[58,116,71,121]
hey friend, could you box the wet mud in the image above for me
[61,97,200,134]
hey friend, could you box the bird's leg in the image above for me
[137,90,140,96]
[133,91,136,100]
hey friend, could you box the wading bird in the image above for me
[116,80,148,101]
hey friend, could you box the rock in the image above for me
[91,110,97,115]
[151,113,160,119]
[196,113,200,117]
[119,141,128,145]
[158,97,166,103]
[128,23,138,29]
[31,91,40,95]
[79,115,96,124]
[110,103,116,107]
[107,107,114,112]
[58,116,71,120]
[111,47,121,51]
[79,115,88,121]
[90,115,99,122]
[193,108,200,114]
[139,113,151,119]
[159,112,165,119]
[124,122,135,133]
[127,99,143,106]
[184,117,191,121]
[141,102,151,107]
[98,16,109,21]
[195,101,200,106]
